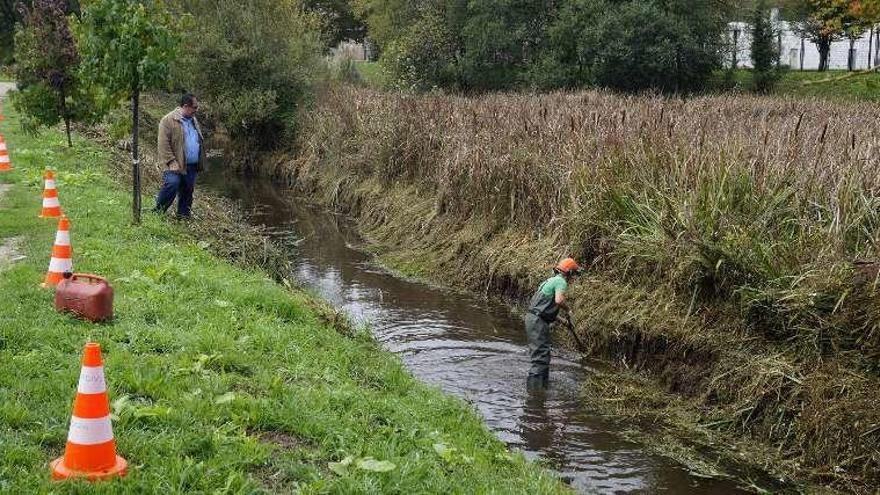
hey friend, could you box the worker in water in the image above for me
[525,257,581,390]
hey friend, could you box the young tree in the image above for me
[75,0,178,224]
[750,0,782,92]
[12,0,98,146]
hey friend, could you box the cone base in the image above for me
[40,213,62,219]
[50,455,128,481]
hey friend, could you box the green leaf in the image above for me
[433,442,457,463]
[213,392,235,404]
[355,457,396,472]
[328,455,353,476]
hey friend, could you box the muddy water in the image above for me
[202,170,751,494]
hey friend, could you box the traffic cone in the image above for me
[40,170,62,217]
[0,134,11,172]
[51,342,128,481]
[43,216,72,287]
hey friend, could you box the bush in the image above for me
[362,0,728,93]
[590,0,724,92]
[12,0,104,146]
[380,4,460,91]
[171,0,323,150]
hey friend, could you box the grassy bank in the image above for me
[262,86,880,493]
[719,69,880,101]
[0,107,567,492]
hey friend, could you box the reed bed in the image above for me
[274,86,879,492]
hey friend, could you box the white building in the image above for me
[730,9,879,70]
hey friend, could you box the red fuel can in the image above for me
[54,273,114,323]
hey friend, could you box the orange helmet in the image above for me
[555,257,581,275]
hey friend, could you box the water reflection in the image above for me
[202,170,752,494]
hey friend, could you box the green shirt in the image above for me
[539,274,568,297]
[527,274,568,322]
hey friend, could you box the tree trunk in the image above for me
[732,28,739,69]
[60,93,72,147]
[876,29,880,66]
[800,37,805,70]
[848,38,856,71]
[131,84,141,225]
[777,32,782,69]
[818,39,830,71]
[869,28,874,68]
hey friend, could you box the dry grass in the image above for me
[258,86,880,492]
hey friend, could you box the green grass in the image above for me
[354,62,388,89]
[719,68,880,101]
[0,108,566,493]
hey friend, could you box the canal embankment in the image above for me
[244,86,880,493]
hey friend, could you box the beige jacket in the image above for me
[157,108,206,174]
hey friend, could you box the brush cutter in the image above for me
[563,313,588,353]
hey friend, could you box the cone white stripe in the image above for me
[0,143,6,150]
[45,179,56,188]
[67,416,114,445]
[0,156,8,163]
[77,366,107,394]
[42,197,60,208]
[55,231,70,245]
[48,257,72,272]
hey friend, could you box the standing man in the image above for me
[154,93,206,219]
[525,257,581,390]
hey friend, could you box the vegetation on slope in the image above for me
[265,85,880,492]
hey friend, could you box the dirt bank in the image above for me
[251,86,879,493]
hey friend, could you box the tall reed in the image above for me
[282,86,880,491]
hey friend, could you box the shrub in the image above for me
[171,0,323,149]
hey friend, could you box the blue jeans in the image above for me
[154,167,198,217]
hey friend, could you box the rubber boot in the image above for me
[526,374,546,391]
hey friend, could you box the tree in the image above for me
[304,0,366,48]
[458,0,553,90]
[750,0,782,92]
[1,0,29,64]
[351,0,419,53]
[170,0,323,149]
[531,0,728,93]
[75,0,179,224]
[12,0,100,146]
[381,2,462,90]
[787,0,861,71]
[852,0,880,67]
[1,0,80,65]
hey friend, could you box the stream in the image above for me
[201,168,751,494]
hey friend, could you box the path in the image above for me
[0,82,22,267]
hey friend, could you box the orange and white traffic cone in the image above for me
[0,134,11,172]
[42,216,73,287]
[40,170,62,217]
[51,342,128,481]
